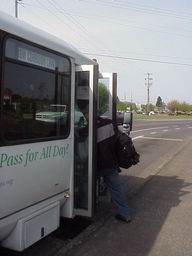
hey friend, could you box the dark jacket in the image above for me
[97,117,118,175]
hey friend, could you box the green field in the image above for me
[133,114,192,120]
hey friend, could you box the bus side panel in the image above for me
[0,139,72,219]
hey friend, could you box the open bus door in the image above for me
[97,72,117,200]
[73,64,98,217]
[73,67,117,218]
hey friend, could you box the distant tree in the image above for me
[116,100,137,112]
[141,104,147,112]
[117,101,127,111]
[130,102,136,111]
[162,101,167,109]
[179,102,191,112]
[156,96,163,108]
[149,104,155,112]
[141,104,154,113]
[167,100,179,112]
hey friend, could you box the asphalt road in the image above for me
[120,118,192,193]
[1,118,192,256]
[132,119,192,141]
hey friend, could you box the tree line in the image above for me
[167,100,192,113]
[98,83,192,114]
[117,96,192,114]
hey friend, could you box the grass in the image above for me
[133,114,192,120]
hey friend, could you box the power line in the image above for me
[49,0,100,47]
[45,0,118,69]
[34,0,88,46]
[81,52,192,67]
[22,2,192,39]
[16,1,192,68]
[20,3,55,29]
[18,2,46,10]
[79,47,191,61]
[61,8,192,38]
[71,12,192,39]
[43,0,105,51]
[115,0,192,16]
[79,0,192,22]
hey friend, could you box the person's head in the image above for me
[84,111,89,121]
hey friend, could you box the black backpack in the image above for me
[115,130,140,169]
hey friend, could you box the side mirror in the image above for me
[123,112,133,133]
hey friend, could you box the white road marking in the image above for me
[150,132,157,134]
[175,127,180,130]
[131,126,169,133]
[162,130,169,132]
[132,135,183,142]
[140,136,183,142]
[188,127,192,129]
[132,135,144,141]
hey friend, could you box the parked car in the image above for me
[36,104,68,123]
[36,104,87,127]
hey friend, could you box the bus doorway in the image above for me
[73,67,117,217]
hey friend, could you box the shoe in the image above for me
[115,214,131,223]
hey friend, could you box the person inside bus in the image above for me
[97,116,131,223]
[74,103,89,209]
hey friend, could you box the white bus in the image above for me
[0,11,118,251]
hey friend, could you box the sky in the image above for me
[0,0,192,105]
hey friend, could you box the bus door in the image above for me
[74,64,98,217]
[98,73,117,123]
[97,72,117,199]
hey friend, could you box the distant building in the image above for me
[136,103,142,111]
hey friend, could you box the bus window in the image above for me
[98,78,110,116]
[1,38,71,143]
[99,73,117,123]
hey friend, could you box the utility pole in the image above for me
[15,0,22,18]
[145,73,153,114]
[130,91,133,111]
[124,91,126,101]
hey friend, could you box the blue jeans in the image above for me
[103,170,131,218]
